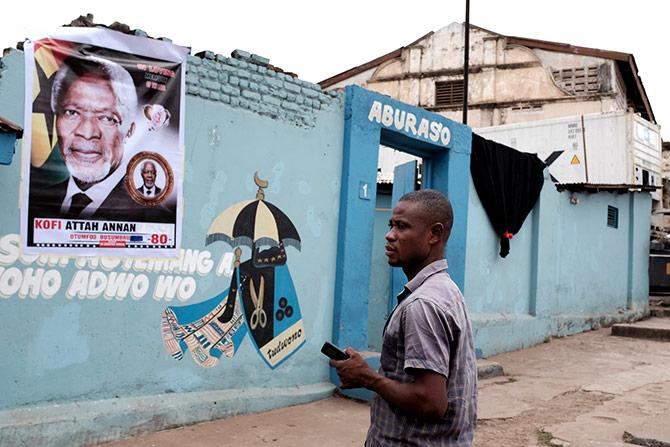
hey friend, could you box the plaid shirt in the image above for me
[366,259,477,447]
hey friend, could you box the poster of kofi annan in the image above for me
[20,28,188,256]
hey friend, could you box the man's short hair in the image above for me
[399,189,454,239]
[141,161,157,172]
[51,55,138,132]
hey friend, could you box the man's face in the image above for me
[141,163,156,188]
[56,74,130,184]
[385,200,433,268]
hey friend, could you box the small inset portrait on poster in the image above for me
[126,151,174,207]
[143,104,171,132]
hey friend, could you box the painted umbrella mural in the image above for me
[161,172,306,369]
[206,172,301,251]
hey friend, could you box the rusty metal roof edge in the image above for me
[504,35,654,123]
[620,55,655,123]
[318,31,435,88]
[505,35,631,61]
[555,182,658,192]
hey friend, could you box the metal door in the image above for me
[388,160,418,313]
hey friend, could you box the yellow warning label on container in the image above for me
[570,155,581,165]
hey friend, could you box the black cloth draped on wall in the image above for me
[470,133,546,258]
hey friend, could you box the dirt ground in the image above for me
[474,387,613,446]
[474,322,670,447]
[102,324,670,447]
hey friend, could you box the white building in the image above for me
[321,22,662,211]
[321,23,655,128]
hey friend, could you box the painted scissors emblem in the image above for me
[249,276,267,330]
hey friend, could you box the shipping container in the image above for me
[477,111,662,201]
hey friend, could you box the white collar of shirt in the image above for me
[61,165,126,218]
[143,186,155,195]
[404,259,449,295]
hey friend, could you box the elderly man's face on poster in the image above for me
[23,31,186,255]
[128,154,172,203]
[56,73,135,184]
[141,161,157,189]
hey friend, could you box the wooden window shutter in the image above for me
[435,80,464,107]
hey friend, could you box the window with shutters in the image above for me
[552,65,601,95]
[607,205,619,229]
[435,80,464,107]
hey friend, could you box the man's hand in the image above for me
[330,348,448,420]
[329,348,380,389]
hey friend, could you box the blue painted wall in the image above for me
[0,44,344,445]
[465,171,651,356]
[367,192,391,351]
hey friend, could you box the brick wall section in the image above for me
[0,55,6,81]
[185,51,342,128]
[0,42,342,128]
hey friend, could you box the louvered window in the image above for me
[435,80,464,107]
[607,205,618,229]
[552,65,601,95]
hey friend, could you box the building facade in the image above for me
[320,22,655,129]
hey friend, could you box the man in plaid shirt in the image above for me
[331,190,477,446]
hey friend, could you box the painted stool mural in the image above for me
[161,172,305,368]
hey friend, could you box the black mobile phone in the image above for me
[321,341,350,360]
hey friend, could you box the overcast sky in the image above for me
[1,0,667,139]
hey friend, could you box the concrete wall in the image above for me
[0,42,344,446]
[465,173,651,357]
[365,173,651,359]
[335,85,651,366]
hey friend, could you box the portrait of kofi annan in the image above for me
[28,54,174,226]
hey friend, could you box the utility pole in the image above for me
[463,0,470,125]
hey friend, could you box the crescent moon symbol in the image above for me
[254,171,269,189]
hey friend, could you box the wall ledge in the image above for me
[472,306,649,357]
[0,382,335,447]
